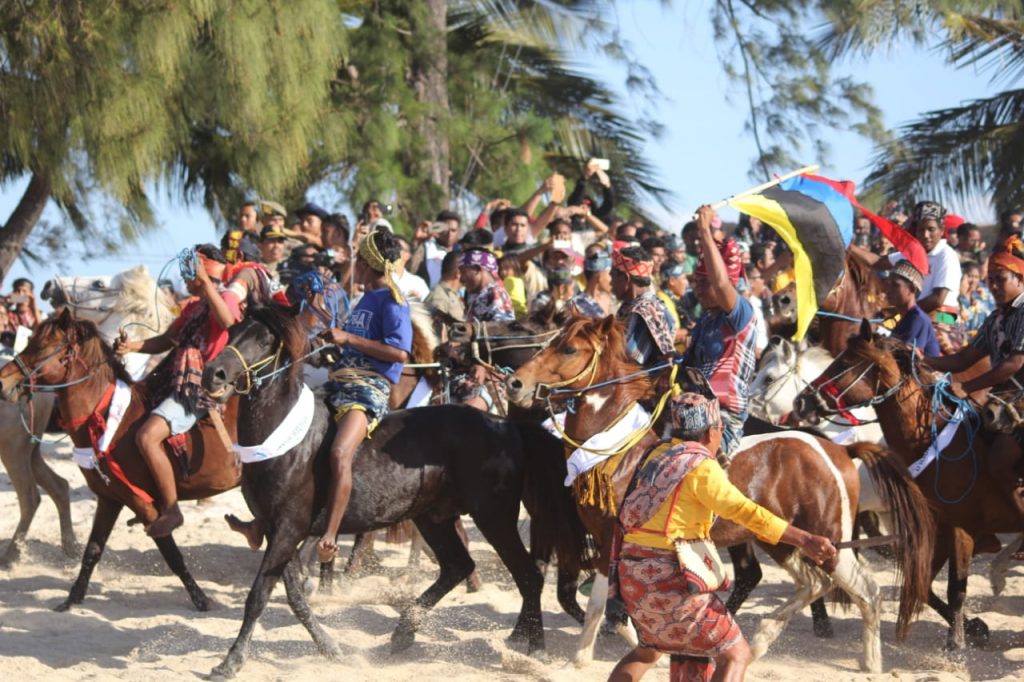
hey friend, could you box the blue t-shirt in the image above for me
[339,288,413,383]
[893,305,941,358]
[683,296,757,418]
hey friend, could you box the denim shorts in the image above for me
[152,395,206,436]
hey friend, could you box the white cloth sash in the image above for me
[406,375,433,409]
[71,380,133,469]
[544,402,651,487]
[233,384,315,464]
[908,406,963,479]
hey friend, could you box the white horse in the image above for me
[41,265,177,380]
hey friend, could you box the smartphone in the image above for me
[8,294,27,304]
[591,158,610,171]
[552,239,574,251]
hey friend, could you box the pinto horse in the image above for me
[201,306,588,679]
[793,323,1024,651]
[0,310,240,611]
[506,315,935,673]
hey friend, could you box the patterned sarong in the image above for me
[326,355,392,434]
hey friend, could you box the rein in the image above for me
[470,321,559,375]
[222,343,283,395]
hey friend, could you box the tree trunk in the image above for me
[0,173,51,286]
[410,0,450,210]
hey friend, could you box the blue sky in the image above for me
[0,1,1000,291]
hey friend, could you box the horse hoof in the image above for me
[61,540,81,559]
[966,618,990,647]
[813,620,835,639]
[53,600,75,613]
[209,661,237,681]
[390,627,416,653]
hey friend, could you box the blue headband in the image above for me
[585,252,612,273]
[660,261,686,279]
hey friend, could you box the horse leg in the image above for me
[55,496,122,611]
[283,552,342,660]
[556,565,585,624]
[454,517,482,592]
[749,551,833,663]
[472,511,545,654]
[828,549,883,673]
[30,448,77,557]
[945,529,977,652]
[152,532,213,611]
[346,531,381,576]
[318,558,335,595]
[989,532,1023,596]
[0,447,40,567]
[574,573,608,668]
[724,543,762,612]
[391,516,475,653]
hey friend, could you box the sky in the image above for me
[0,1,1002,293]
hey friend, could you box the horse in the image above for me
[792,323,1024,651]
[42,265,178,380]
[506,315,936,673]
[201,306,588,679]
[0,310,240,612]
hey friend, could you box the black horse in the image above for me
[202,307,587,679]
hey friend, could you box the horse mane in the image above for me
[110,265,176,335]
[249,305,309,378]
[35,314,135,385]
[562,315,653,401]
[408,301,437,365]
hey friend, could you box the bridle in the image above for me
[220,342,284,395]
[469,320,560,372]
[805,351,905,423]
[8,333,99,395]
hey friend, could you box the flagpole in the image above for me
[704,164,820,214]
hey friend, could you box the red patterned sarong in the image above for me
[618,542,742,681]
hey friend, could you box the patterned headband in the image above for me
[990,235,1024,276]
[358,227,404,304]
[671,392,722,435]
[459,248,498,275]
[611,249,654,279]
[912,201,946,225]
[585,252,612,273]
[693,236,743,286]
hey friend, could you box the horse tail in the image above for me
[849,442,935,639]
[515,422,589,575]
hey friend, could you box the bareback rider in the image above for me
[683,205,757,459]
[611,245,676,368]
[114,245,242,537]
[317,227,412,562]
[925,236,1024,516]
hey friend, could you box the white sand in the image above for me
[1,436,1022,681]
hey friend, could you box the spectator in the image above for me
[499,256,527,319]
[259,224,288,279]
[4,278,43,332]
[958,260,994,335]
[566,158,615,222]
[425,251,466,329]
[392,237,430,302]
[567,250,614,318]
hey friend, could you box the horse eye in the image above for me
[90,281,106,290]
[560,345,578,356]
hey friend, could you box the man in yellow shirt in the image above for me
[609,392,836,682]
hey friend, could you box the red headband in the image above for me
[693,237,743,285]
[611,249,654,279]
[991,236,1024,276]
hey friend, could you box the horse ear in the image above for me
[859,318,872,339]
[795,337,809,354]
[779,338,795,365]
[597,314,616,336]
[57,307,73,324]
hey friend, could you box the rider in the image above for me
[611,245,676,368]
[317,226,412,562]
[925,235,1024,515]
[886,259,941,358]
[114,245,241,537]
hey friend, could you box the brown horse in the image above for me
[0,310,240,611]
[807,254,889,355]
[506,316,934,672]
[793,323,1024,651]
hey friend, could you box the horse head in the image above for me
[792,319,904,424]
[437,318,558,374]
[751,338,837,424]
[506,314,632,408]
[0,308,126,401]
[204,306,309,401]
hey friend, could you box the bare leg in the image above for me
[317,410,368,562]
[608,646,661,681]
[225,514,264,550]
[136,414,182,538]
[712,637,752,682]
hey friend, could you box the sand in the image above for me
[1,435,1022,681]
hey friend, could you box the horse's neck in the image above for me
[239,374,302,445]
[876,380,935,457]
[58,365,117,446]
[564,367,650,440]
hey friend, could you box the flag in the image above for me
[803,174,929,276]
[728,174,855,340]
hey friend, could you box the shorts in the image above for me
[152,395,206,436]
[326,357,391,434]
[720,410,745,459]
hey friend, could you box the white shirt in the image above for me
[889,239,960,309]
[393,269,430,302]
[422,239,448,289]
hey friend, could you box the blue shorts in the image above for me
[326,357,391,434]
[152,395,207,436]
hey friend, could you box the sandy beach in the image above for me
[1,435,1022,681]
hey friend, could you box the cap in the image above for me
[295,202,329,222]
[260,224,287,242]
[260,200,287,219]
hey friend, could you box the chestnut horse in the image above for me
[0,310,240,611]
[506,316,935,672]
[793,324,1024,651]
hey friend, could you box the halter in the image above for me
[221,343,284,395]
[9,335,99,394]
[470,320,560,375]
[806,353,905,423]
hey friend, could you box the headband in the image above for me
[359,227,404,304]
[990,235,1024,276]
[912,201,946,226]
[671,392,722,436]
[585,252,612,273]
[890,259,924,292]
[459,248,499,275]
[546,265,574,284]
[693,236,743,286]
[611,249,654,279]
[660,260,686,280]
[198,255,226,282]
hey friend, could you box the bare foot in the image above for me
[146,503,184,538]
[318,536,338,563]
[225,514,265,550]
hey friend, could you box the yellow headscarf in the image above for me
[359,227,405,304]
